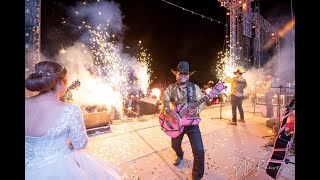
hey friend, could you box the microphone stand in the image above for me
[217,78,229,120]
[220,94,223,118]
[219,94,229,120]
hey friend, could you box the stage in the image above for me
[84,99,295,180]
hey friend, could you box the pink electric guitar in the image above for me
[159,82,226,138]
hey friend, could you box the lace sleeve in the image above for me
[68,106,88,149]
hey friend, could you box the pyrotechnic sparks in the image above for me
[67,25,132,118]
[215,49,238,81]
[135,41,153,95]
[88,28,130,96]
[56,1,153,119]
[215,48,243,96]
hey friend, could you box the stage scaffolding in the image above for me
[25,0,41,77]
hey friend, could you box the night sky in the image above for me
[40,0,294,87]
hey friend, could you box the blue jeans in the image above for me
[171,125,204,180]
[231,95,244,122]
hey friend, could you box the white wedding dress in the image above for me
[25,104,122,180]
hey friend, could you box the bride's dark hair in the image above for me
[25,61,67,92]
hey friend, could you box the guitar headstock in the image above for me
[68,79,81,90]
[208,82,227,98]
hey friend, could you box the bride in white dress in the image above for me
[25,61,122,180]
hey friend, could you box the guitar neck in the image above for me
[189,95,211,109]
[179,95,211,117]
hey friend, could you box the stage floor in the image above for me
[85,99,295,180]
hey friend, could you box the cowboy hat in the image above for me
[233,68,246,75]
[171,61,196,75]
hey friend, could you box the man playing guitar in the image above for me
[160,61,205,180]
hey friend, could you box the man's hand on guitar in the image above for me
[169,111,181,123]
[187,108,196,116]
[168,104,187,123]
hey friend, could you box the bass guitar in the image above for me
[159,82,226,138]
[265,95,295,179]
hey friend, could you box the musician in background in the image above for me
[161,61,205,180]
[223,68,247,125]
[60,80,80,104]
[124,93,141,117]
[263,72,275,118]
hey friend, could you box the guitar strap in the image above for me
[186,82,200,122]
[186,82,196,103]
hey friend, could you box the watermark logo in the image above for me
[235,158,290,177]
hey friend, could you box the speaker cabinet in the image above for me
[83,111,111,129]
[256,94,285,106]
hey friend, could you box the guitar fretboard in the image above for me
[189,95,210,109]
[179,94,213,118]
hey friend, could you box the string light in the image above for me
[161,0,227,26]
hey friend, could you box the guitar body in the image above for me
[180,116,201,126]
[159,113,184,138]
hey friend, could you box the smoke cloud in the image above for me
[26,1,152,117]
[243,23,295,97]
